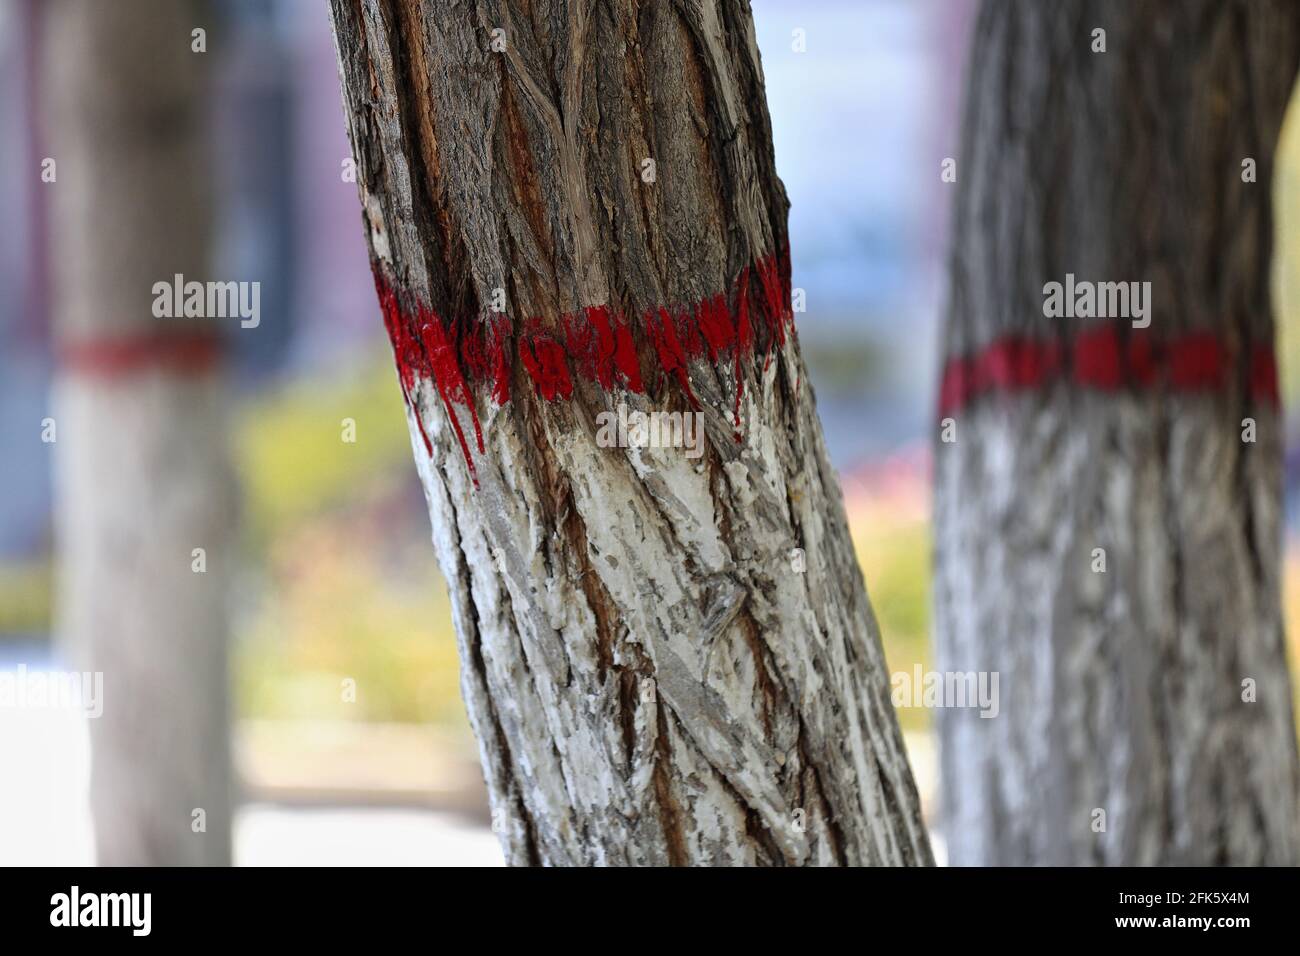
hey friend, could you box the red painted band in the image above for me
[59,331,223,378]
[373,247,795,478]
[937,326,1280,418]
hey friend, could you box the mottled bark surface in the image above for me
[331,0,931,865]
[936,0,1300,864]
[45,0,234,865]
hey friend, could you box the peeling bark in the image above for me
[330,0,931,866]
[936,0,1300,865]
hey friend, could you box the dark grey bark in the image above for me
[330,0,931,865]
[936,0,1300,865]
[45,0,234,865]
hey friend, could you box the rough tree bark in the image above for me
[330,0,931,865]
[45,0,234,865]
[936,0,1300,865]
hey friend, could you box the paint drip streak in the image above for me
[372,247,795,474]
[937,325,1280,417]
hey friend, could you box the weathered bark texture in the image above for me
[331,0,931,865]
[936,0,1300,864]
[45,0,234,865]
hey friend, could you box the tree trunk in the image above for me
[936,0,1300,865]
[330,0,931,866]
[45,0,234,865]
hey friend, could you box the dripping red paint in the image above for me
[371,248,796,475]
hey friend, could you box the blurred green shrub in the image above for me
[232,353,469,730]
[234,355,414,544]
[0,562,52,635]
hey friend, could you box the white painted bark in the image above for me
[45,0,234,865]
[330,0,932,865]
[936,0,1300,865]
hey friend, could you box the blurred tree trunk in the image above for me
[330,0,931,866]
[936,0,1300,865]
[45,0,233,865]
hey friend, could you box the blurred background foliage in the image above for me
[231,353,464,727]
